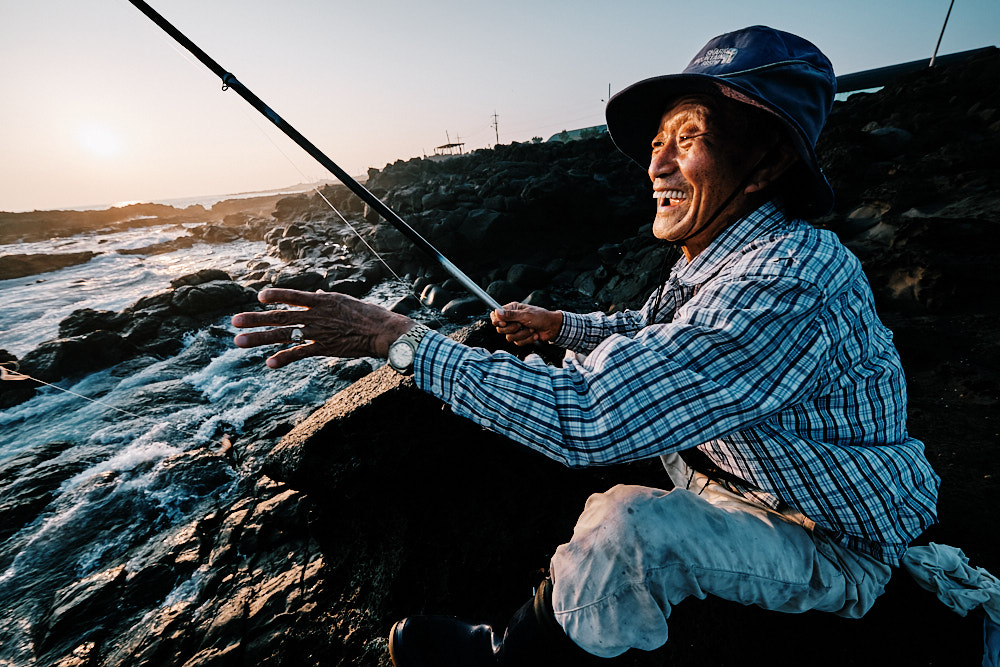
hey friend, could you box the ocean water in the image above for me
[0,224,271,357]
[0,222,401,662]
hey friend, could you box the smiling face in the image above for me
[648,95,777,259]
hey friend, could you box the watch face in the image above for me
[388,340,415,369]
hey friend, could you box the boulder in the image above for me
[272,270,325,291]
[506,263,549,290]
[19,331,136,383]
[58,309,128,338]
[323,278,369,297]
[388,294,421,315]
[486,280,524,306]
[458,209,504,248]
[0,252,97,280]
[420,284,453,309]
[170,269,232,289]
[170,281,257,315]
[441,296,487,318]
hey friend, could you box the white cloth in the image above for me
[902,543,1000,624]
[548,454,892,658]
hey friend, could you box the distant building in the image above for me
[546,124,608,143]
[433,141,465,156]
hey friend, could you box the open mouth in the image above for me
[654,190,687,208]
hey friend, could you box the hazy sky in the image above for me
[1,0,997,212]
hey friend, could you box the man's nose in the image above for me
[648,143,677,181]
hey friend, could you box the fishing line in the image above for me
[1,361,230,449]
[230,102,449,329]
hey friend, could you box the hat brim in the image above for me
[606,72,834,217]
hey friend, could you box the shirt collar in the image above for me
[671,200,791,286]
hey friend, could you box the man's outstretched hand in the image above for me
[232,288,414,369]
[490,302,562,346]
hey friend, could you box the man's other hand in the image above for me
[490,303,563,346]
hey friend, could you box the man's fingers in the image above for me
[234,326,304,348]
[257,287,328,308]
[265,342,319,368]
[232,309,306,329]
[508,331,539,346]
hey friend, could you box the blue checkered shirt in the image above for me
[415,201,939,565]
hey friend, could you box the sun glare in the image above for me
[77,124,122,158]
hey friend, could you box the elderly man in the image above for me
[233,26,939,665]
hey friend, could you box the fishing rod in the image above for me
[126,0,503,313]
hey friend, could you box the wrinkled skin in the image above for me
[489,302,563,346]
[649,94,796,259]
[232,288,414,368]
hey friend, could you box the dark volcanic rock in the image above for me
[170,269,232,289]
[19,331,136,384]
[58,308,129,338]
[0,252,97,280]
[170,280,256,314]
[0,441,85,547]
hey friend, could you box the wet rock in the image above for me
[128,291,174,316]
[19,331,136,383]
[170,269,232,289]
[39,565,129,649]
[323,278,369,297]
[333,358,374,383]
[273,270,325,291]
[58,308,129,338]
[420,284,453,309]
[388,293,421,315]
[0,442,84,546]
[0,252,97,280]
[170,281,256,315]
[441,296,486,318]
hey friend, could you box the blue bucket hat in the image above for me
[606,25,837,217]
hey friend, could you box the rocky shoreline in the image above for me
[0,48,997,665]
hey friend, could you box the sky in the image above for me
[1,0,997,212]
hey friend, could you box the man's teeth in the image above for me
[654,190,686,201]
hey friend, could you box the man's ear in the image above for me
[744,142,799,195]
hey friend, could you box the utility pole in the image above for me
[930,0,956,67]
[491,111,500,147]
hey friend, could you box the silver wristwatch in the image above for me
[387,324,431,375]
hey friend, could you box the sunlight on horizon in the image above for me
[76,124,123,159]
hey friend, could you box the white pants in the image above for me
[549,453,892,658]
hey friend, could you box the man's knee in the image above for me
[566,485,705,564]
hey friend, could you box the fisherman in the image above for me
[232,26,939,665]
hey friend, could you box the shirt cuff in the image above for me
[413,329,476,404]
[553,311,591,350]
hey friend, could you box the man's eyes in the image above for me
[651,131,707,148]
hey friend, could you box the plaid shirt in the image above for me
[415,201,939,565]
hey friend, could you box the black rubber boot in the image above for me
[389,579,602,667]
